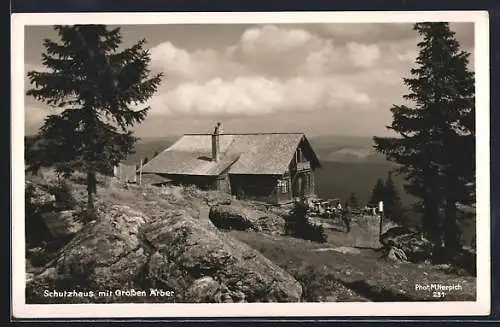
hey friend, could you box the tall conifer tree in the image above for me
[26,25,163,215]
[373,23,475,257]
[384,172,405,225]
[369,178,386,204]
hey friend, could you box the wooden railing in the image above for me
[296,161,311,171]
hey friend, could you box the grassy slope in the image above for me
[229,230,476,302]
[27,170,476,302]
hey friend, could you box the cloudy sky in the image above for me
[24,22,474,138]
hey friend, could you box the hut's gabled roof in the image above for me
[141,133,321,176]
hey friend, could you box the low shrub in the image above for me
[47,180,78,210]
[285,200,327,243]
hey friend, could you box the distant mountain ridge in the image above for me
[308,135,390,164]
[25,134,391,166]
[122,134,391,165]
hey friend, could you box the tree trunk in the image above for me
[443,199,461,260]
[422,195,446,263]
[422,196,441,246]
[86,171,97,221]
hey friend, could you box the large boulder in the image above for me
[27,205,302,303]
[41,210,84,238]
[380,227,434,263]
[184,276,245,303]
[25,181,61,248]
[26,204,150,303]
[380,219,400,235]
[25,181,56,213]
[209,203,286,235]
[256,214,287,235]
[209,204,263,231]
[379,226,413,245]
[144,210,301,302]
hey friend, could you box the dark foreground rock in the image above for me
[25,181,57,212]
[41,210,84,238]
[209,203,286,235]
[25,180,63,249]
[143,209,301,302]
[27,204,302,303]
[380,227,434,263]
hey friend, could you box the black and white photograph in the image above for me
[11,11,490,318]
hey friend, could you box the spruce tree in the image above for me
[347,192,359,209]
[373,23,475,258]
[26,25,163,216]
[369,178,386,204]
[384,172,405,225]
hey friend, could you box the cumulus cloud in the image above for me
[225,25,336,77]
[346,42,381,67]
[307,23,415,44]
[145,24,404,117]
[149,76,370,117]
[226,24,385,76]
[149,42,247,82]
[24,22,475,132]
[228,25,317,57]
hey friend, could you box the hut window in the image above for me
[278,179,289,193]
[297,148,304,162]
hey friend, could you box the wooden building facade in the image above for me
[141,124,321,205]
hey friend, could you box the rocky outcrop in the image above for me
[27,205,150,300]
[184,276,245,303]
[26,181,56,213]
[257,214,287,235]
[25,180,63,250]
[380,227,434,263]
[144,209,301,302]
[27,204,302,303]
[209,204,263,231]
[379,226,413,246]
[386,247,408,262]
[209,203,286,235]
[380,219,400,235]
[41,210,84,238]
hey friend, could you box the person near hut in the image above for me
[342,201,351,233]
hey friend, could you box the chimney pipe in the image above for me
[212,122,221,162]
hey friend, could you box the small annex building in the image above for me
[141,123,322,205]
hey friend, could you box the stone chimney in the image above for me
[211,122,221,162]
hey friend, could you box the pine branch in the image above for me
[26,25,163,182]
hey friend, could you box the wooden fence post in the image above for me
[139,159,143,185]
[378,201,384,242]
